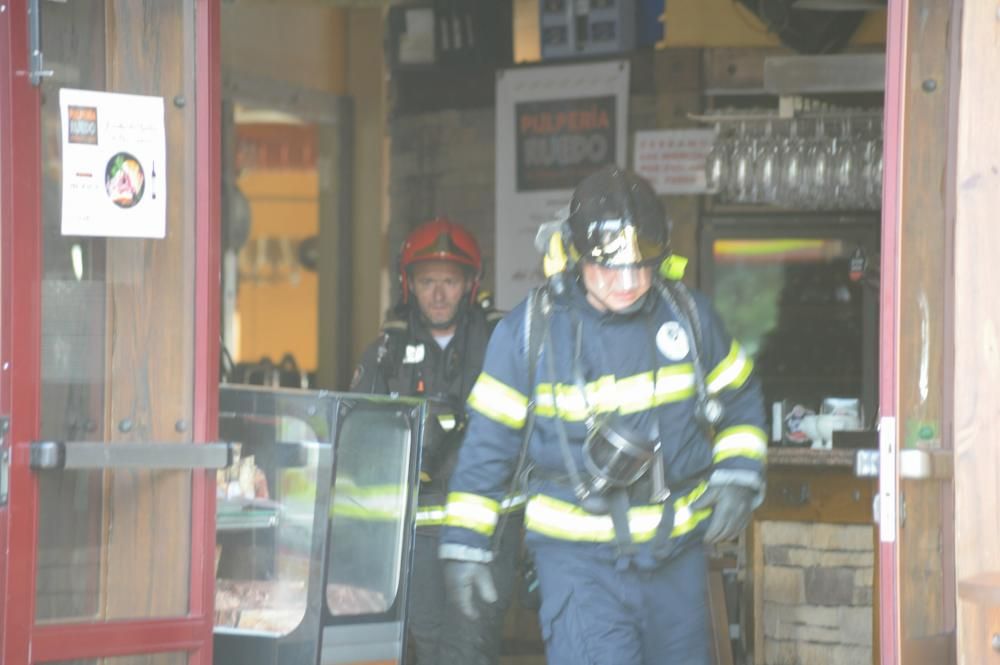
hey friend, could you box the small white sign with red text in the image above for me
[633,129,715,195]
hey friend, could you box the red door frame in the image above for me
[0,0,221,662]
[878,0,909,663]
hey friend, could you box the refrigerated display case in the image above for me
[214,386,424,665]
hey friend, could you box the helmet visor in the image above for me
[584,221,666,267]
[586,264,648,293]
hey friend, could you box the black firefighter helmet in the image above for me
[567,166,671,268]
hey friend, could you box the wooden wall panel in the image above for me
[951,0,1000,662]
[103,0,195,619]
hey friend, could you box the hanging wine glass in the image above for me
[831,116,857,209]
[778,119,806,208]
[726,121,754,203]
[803,117,833,209]
[705,123,729,197]
[866,118,884,209]
[754,119,781,205]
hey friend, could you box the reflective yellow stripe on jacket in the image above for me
[444,491,500,536]
[416,506,447,526]
[707,341,753,395]
[467,373,528,429]
[523,482,711,543]
[535,365,696,421]
[713,425,768,464]
[424,494,525,528]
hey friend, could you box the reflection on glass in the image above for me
[326,408,412,616]
[711,238,864,413]
[215,408,327,636]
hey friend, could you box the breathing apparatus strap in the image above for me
[655,280,719,432]
[544,306,593,504]
[492,287,548,556]
[608,489,636,556]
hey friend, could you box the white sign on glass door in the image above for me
[59,88,167,239]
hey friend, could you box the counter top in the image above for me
[767,447,864,469]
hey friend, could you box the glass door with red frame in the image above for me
[1,1,220,663]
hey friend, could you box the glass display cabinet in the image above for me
[214,386,424,665]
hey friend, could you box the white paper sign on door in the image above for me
[59,88,167,239]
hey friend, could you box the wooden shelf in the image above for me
[767,446,862,469]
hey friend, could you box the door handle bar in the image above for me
[29,441,235,471]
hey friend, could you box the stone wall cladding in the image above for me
[760,521,874,665]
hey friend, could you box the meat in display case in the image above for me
[214,386,424,665]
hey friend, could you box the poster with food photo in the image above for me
[59,88,166,238]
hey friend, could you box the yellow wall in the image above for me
[514,0,542,63]
[222,5,347,93]
[235,170,319,372]
[660,1,886,48]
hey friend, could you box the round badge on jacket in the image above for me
[656,321,690,361]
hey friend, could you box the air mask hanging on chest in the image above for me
[577,415,661,514]
[582,416,658,495]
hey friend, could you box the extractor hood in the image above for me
[736,0,880,53]
[763,53,886,94]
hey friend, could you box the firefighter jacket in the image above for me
[351,301,502,529]
[440,280,767,563]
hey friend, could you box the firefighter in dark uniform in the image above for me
[439,167,767,665]
[350,217,520,665]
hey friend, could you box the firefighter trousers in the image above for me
[530,540,711,665]
[406,515,521,665]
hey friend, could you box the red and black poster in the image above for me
[515,95,617,192]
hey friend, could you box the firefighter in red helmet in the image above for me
[351,217,520,665]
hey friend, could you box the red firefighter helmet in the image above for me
[399,217,482,303]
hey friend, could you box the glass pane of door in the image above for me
[326,407,413,617]
[37,0,197,622]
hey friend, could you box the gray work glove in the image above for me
[442,560,498,621]
[691,483,756,544]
